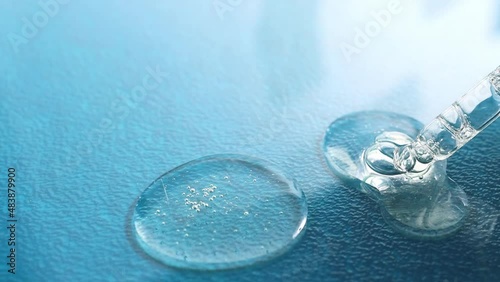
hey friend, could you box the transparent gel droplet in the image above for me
[323,112,468,238]
[132,155,307,270]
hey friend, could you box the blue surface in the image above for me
[1,1,500,281]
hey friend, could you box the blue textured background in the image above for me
[1,1,500,281]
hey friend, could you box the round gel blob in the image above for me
[132,155,307,270]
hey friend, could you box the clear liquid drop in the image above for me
[132,155,307,270]
[323,111,468,238]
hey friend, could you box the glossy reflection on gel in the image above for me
[132,155,307,270]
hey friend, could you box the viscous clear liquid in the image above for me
[132,155,307,270]
[323,112,468,238]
